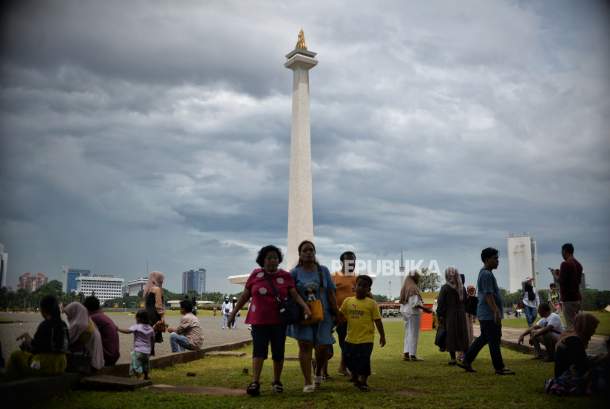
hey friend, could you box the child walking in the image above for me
[339,275,386,391]
[119,310,155,380]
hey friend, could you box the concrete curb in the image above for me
[99,339,252,377]
[0,339,252,407]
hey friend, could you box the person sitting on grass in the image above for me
[6,295,69,378]
[517,302,563,361]
[167,299,203,352]
[545,312,599,395]
[83,295,120,366]
[339,274,386,391]
[63,302,105,372]
[118,309,155,380]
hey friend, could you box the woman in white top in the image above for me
[522,278,540,328]
[399,271,432,361]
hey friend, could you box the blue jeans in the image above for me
[170,333,194,352]
[524,306,537,327]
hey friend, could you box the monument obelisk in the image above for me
[285,30,318,268]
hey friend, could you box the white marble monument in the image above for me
[228,30,317,284]
[285,30,318,268]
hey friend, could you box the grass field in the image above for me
[45,321,606,409]
[501,311,610,336]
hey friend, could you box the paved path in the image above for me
[0,312,251,365]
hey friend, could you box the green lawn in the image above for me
[501,311,610,336]
[45,321,606,409]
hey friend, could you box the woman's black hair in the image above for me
[256,245,283,267]
[135,309,149,324]
[40,295,61,320]
[297,240,318,267]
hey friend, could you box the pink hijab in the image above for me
[143,271,165,297]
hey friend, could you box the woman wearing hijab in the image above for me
[399,271,432,361]
[465,285,478,345]
[63,302,104,370]
[143,271,166,348]
[436,267,470,365]
[7,295,69,378]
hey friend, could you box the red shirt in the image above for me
[245,268,295,325]
[559,258,583,302]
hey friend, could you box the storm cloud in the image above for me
[1,0,609,294]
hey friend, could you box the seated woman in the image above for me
[7,295,69,378]
[545,312,600,395]
[63,302,105,371]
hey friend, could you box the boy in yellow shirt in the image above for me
[339,275,386,391]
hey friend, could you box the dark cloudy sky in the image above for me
[1,0,609,295]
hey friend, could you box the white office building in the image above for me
[76,275,124,302]
[125,277,148,297]
[507,234,537,293]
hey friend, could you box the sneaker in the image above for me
[410,356,423,361]
[495,368,516,375]
[271,381,283,393]
[448,359,457,366]
[402,353,410,361]
[303,384,315,393]
[314,375,322,389]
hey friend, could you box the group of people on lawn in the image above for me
[5,271,203,380]
[4,241,608,398]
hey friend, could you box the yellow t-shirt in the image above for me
[340,296,381,344]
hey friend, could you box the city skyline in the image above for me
[0,1,608,295]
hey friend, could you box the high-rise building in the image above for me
[182,268,206,295]
[507,234,537,293]
[64,267,91,293]
[125,277,148,297]
[18,272,48,291]
[0,242,7,288]
[76,275,124,302]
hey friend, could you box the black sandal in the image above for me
[246,381,260,396]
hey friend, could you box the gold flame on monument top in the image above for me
[296,29,307,50]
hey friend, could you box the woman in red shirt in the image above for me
[229,245,311,396]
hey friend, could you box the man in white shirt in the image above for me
[221,296,232,329]
[517,302,563,361]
